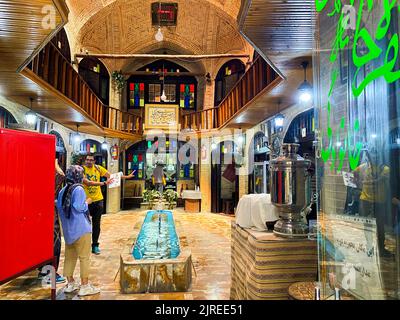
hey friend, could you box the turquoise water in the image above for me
[133,210,180,260]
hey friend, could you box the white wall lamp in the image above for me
[25,98,38,126]
[101,137,108,150]
[73,124,81,144]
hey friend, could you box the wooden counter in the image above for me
[230,222,318,300]
[184,199,201,213]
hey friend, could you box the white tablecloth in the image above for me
[235,194,280,231]
[182,190,202,200]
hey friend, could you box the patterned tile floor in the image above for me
[0,209,234,300]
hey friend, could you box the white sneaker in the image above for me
[64,282,80,293]
[78,284,100,297]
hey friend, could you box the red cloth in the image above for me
[222,163,236,182]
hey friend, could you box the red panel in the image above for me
[180,84,185,92]
[130,83,134,91]
[190,84,195,93]
[139,83,144,91]
[0,129,55,283]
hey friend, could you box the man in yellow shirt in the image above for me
[82,154,112,255]
[82,154,136,255]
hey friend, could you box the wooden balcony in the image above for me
[22,41,143,140]
[180,57,283,131]
[238,0,314,112]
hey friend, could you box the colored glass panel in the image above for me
[179,84,195,109]
[129,82,145,108]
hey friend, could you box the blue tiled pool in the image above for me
[133,210,180,260]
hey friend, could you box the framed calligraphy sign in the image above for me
[144,104,179,131]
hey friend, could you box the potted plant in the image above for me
[163,189,178,210]
[111,70,127,94]
[149,190,163,210]
[141,189,151,210]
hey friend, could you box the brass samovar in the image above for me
[269,144,311,238]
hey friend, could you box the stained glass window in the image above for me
[164,84,176,102]
[129,83,145,108]
[180,84,195,109]
[149,84,161,103]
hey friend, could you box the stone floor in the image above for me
[0,209,234,300]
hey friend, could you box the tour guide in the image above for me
[82,154,112,255]
[82,154,135,255]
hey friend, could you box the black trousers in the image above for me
[39,206,61,274]
[89,200,104,248]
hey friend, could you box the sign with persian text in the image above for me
[324,214,385,299]
[145,104,179,131]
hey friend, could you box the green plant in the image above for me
[143,189,161,202]
[111,70,127,93]
[151,190,162,201]
[142,189,150,203]
[71,152,84,165]
[163,189,178,209]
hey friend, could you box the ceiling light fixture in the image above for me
[298,61,313,103]
[25,98,37,126]
[274,100,284,128]
[161,62,167,102]
[73,124,81,144]
[155,2,164,42]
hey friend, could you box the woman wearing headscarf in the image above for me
[57,165,100,297]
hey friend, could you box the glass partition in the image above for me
[314,0,400,299]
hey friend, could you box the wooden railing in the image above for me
[104,106,143,135]
[26,41,142,135]
[180,57,278,130]
[180,107,219,131]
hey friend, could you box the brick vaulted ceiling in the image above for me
[65,0,252,72]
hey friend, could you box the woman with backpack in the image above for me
[57,165,100,297]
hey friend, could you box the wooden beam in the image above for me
[123,71,204,77]
[75,53,250,61]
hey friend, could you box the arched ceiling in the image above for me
[66,0,241,34]
[65,0,252,73]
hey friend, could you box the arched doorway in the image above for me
[284,109,315,156]
[211,140,240,214]
[214,59,245,106]
[79,57,110,105]
[0,106,17,128]
[49,131,67,173]
[284,109,316,221]
[248,131,270,194]
[122,137,199,209]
